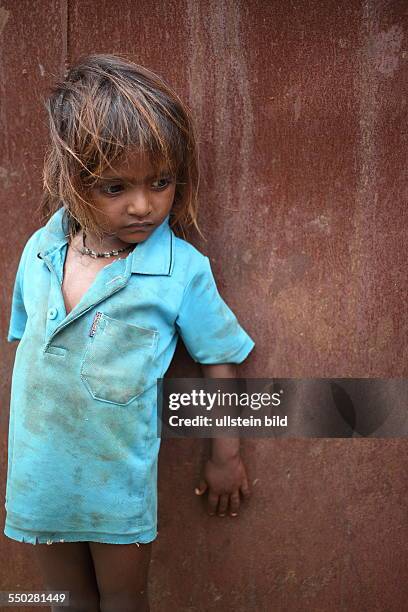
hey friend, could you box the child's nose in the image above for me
[125,190,152,217]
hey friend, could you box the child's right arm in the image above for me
[7,230,41,343]
[7,253,28,343]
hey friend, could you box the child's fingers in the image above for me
[229,491,240,516]
[207,491,219,516]
[240,475,251,499]
[194,480,208,495]
[217,494,229,517]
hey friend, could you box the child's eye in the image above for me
[151,177,172,191]
[98,177,173,195]
[101,184,124,196]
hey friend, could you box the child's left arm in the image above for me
[194,362,251,518]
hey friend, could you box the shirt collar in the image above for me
[36,206,174,276]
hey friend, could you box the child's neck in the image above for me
[82,230,134,254]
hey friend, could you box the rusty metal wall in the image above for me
[1,0,407,610]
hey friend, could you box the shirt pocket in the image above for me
[80,312,159,405]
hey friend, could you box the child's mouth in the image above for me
[124,222,154,231]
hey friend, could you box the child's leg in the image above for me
[33,542,100,612]
[88,542,152,612]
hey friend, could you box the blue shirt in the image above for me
[4,206,255,544]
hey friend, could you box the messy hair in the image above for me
[39,53,201,242]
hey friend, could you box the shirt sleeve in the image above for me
[7,247,28,342]
[175,256,255,364]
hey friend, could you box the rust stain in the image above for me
[0,5,10,36]
[0,166,19,190]
[186,0,254,241]
[368,24,404,77]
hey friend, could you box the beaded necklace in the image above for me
[80,231,133,259]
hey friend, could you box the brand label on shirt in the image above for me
[89,311,103,337]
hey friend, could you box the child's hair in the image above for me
[39,53,201,241]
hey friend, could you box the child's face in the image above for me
[87,148,176,245]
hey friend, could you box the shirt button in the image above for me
[47,307,58,320]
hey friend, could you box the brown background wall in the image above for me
[1,1,407,610]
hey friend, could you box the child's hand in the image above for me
[194,454,251,517]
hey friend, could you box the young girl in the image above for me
[4,54,255,611]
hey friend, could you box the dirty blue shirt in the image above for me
[4,206,255,544]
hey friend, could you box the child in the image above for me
[4,54,255,611]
